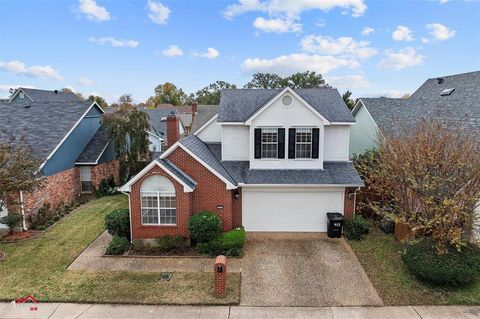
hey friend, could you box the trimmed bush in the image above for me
[0,213,23,234]
[402,238,480,285]
[106,235,129,255]
[94,176,118,198]
[188,212,221,243]
[105,208,130,240]
[197,227,245,257]
[344,215,370,240]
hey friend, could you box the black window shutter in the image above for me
[277,128,285,159]
[254,128,262,159]
[312,128,320,159]
[288,128,296,159]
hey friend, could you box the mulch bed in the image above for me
[0,251,5,262]
[128,246,201,257]
[1,230,43,242]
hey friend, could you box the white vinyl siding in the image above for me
[197,118,221,143]
[79,166,92,192]
[324,125,350,161]
[221,125,250,160]
[242,187,345,232]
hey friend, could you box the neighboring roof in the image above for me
[178,135,236,186]
[157,104,193,113]
[191,105,219,133]
[217,88,354,123]
[411,71,480,100]
[0,100,97,161]
[157,158,197,190]
[13,88,80,102]
[179,113,193,128]
[140,108,177,138]
[76,127,110,164]
[357,71,480,140]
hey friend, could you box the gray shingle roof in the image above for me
[76,127,110,164]
[358,71,480,141]
[19,88,80,102]
[179,135,236,186]
[0,100,96,160]
[140,108,177,138]
[217,88,354,123]
[158,158,197,190]
[191,105,219,133]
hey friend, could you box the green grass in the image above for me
[0,195,240,305]
[349,226,480,305]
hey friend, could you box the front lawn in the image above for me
[0,195,240,305]
[349,226,480,305]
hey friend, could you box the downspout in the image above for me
[19,191,26,231]
[121,191,133,243]
[353,187,360,216]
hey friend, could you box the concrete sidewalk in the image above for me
[1,303,479,319]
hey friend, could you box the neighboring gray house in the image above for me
[139,108,186,153]
[190,104,219,133]
[350,71,480,157]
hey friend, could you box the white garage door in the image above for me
[242,187,344,232]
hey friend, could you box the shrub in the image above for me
[0,213,23,234]
[105,208,130,240]
[379,213,395,234]
[155,235,189,253]
[94,176,118,198]
[188,212,221,243]
[197,227,245,257]
[402,238,480,285]
[106,235,129,255]
[344,215,370,240]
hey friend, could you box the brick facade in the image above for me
[129,147,242,240]
[91,160,120,188]
[344,187,357,219]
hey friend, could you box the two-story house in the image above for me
[0,88,119,229]
[120,88,363,239]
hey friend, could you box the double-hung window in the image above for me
[295,128,313,159]
[261,128,278,159]
[140,175,176,225]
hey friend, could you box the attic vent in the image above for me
[437,78,444,84]
[160,117,167,121]
[440,88,455,96]
[19,92,25,99]
[282,95,292,106]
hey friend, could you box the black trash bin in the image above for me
[327,212,344,238]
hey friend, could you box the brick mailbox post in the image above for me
[214,255,227,298]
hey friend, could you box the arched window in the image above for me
[140,175,176,225]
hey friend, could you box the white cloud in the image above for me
[421,38,430,44]
[148,0,170,25]
[223,0,367,19]
[300,35,377,59]
[361,27,374,36]
[78,0,111,22]
[162,45,184,57]
[0,60,63,80]
[193,47,220,59]
[438,0,449,3]
[253,17,302,33]
[365,90,410,98]
[378,47,425,70]
[242,53,359,76]
[77,77,96,86]
[89,36,139,48]
[426,23,456,41]
[392,25,414,41]
[327,75,372,89]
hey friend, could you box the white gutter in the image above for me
[20,191,26,231]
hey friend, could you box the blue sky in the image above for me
[0,0,479,103]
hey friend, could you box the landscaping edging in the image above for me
[103,254,243,259]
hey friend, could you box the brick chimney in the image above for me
[191,101,198,114]
[166,112,180,147]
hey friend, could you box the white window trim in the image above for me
[141,191,177,226]
[260,127,279,159]
[294,127,313,159]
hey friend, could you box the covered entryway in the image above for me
[242,187,345,232]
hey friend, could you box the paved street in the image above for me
[0,303,479,319]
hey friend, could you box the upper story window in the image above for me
[261,128,278,159]
[295,128,313,159]
[140,175,176,225]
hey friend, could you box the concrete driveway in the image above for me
[239,233,382,307]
